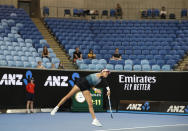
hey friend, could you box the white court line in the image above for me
[96,123,188,131]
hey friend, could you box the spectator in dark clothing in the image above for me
[115,3,123,19]
[73,47,83,63]
[111,48,122,60]
[42,46,50,58]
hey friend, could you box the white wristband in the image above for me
[106,86,110,91]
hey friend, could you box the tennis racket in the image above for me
[107,95,113,119]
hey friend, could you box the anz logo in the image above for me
[167,105,188,113]
[126,102,150,111]
[69,73,80,87]
[44,72,80,87]
[0,70,33,86]
[0,74,23,86]
[44,75,68,87]
[23,70,32,86]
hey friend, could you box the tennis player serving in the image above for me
[51,69,111,127]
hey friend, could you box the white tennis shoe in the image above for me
[50,106,59,116]
[92,119,103,127]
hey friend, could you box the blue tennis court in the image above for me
[0,112,187,131]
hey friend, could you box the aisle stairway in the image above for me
[31,18,75,69]
[175,54,188,71]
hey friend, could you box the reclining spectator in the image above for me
[37,61,46,69]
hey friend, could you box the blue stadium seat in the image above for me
[142,65,151,71]
[88,64,97,70]
[124,64,132,71]
[8,61,16,67]
[96,64,104,70]
[98,59,107,66]
[76,59,84,67]
[92,59,99,64]
[162,65,171,71]
[152,65,161,71]
[115,64,123,70]
[24,62,31,68]
[133,65,141,71]
[105,64,114,70]
[52,58,60,64]
[21,56,28,62]
[0,60,8,66]
[45,62,52,69]
[79,64,88,70]
[141,59,149,65]
[31,62,37,68]
[83,59,91,64]
[16,61,23,67]
[125,59,133,65]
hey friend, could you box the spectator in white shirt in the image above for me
[160,6,167,19]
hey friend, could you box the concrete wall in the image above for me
[40,0,188,18]
[0,0,17,8]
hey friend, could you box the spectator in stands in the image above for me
[26,77,35,113]
[90,10,99,19]
[115,3,123,19]
[160,6,167,19]
[37,61,46,69]
[73,47,83,63]
[88,49,96,59]
[51,63,56,69]
[43,6,49,18]
[58,61,64,69]
[183,64,188,71]
[111,48,122,60]
[42,46,50,58]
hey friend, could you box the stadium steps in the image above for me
[175,54,188,71]
[31,18,76,69]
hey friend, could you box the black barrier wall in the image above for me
[0,67,188,110]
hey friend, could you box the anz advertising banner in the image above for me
[0,67,105,109]
[0,67,188,114]
[118,100,188,114]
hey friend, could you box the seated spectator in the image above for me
[42,46,50,58]
[37,61,45,69]
[115,3,123,19]
[111,48,122,60]
[88,49,96,59]
[89,10,99,19]
[73,47,83,63]
[51,63,56,69]
[160,6,167,19]
[58,61,64,69]
[183,64,188,71]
